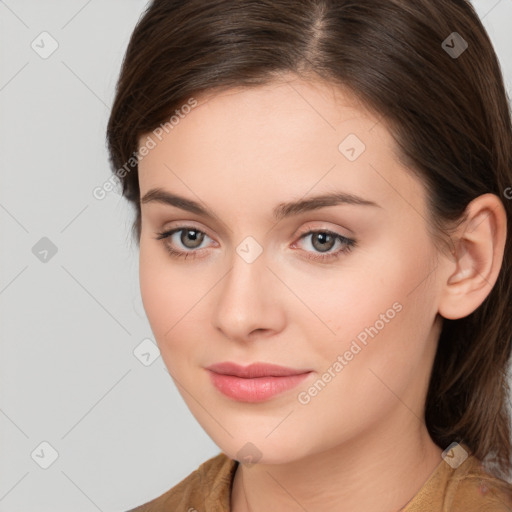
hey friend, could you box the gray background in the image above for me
[0,1,511,511]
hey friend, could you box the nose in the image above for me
[211,243,286,342]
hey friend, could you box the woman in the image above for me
[106,0,512,510]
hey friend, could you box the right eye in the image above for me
[155,227,214,260]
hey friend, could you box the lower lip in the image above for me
[207,370,312,402]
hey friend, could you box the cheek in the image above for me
[286,248,418,346]
[139,240,201,344]
[306,231,438,374]
[337,246,437,393]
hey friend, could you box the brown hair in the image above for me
[106,0,512,481]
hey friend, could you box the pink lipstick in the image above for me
[205,362,313,402]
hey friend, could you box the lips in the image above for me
[205,362,313,402]
[205,361,311,378]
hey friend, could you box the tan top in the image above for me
[128,444,512,511]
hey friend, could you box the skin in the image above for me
[137,74,507,512]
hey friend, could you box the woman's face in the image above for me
[137,76,445,464]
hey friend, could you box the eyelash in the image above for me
[154,226,356,262]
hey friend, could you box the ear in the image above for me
[438,193,507,320]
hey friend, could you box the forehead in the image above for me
[139,78,384,172]
[193,77,373,121]
[143,77,381,149]
[136,76,426,222]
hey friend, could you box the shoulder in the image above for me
[446,455,512,511]
[127,452,238,512]
[404,443,512,512]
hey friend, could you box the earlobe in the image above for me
[438,194,507,320]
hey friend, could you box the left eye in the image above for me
[154,227,356,262]
[294,230,356,261]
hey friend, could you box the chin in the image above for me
[216,436,311,466]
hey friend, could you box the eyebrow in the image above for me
[140,187,381,221]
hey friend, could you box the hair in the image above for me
[106,0,512,483]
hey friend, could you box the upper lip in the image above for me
[206,362,312,378]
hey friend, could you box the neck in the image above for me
[231,413,443,512]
